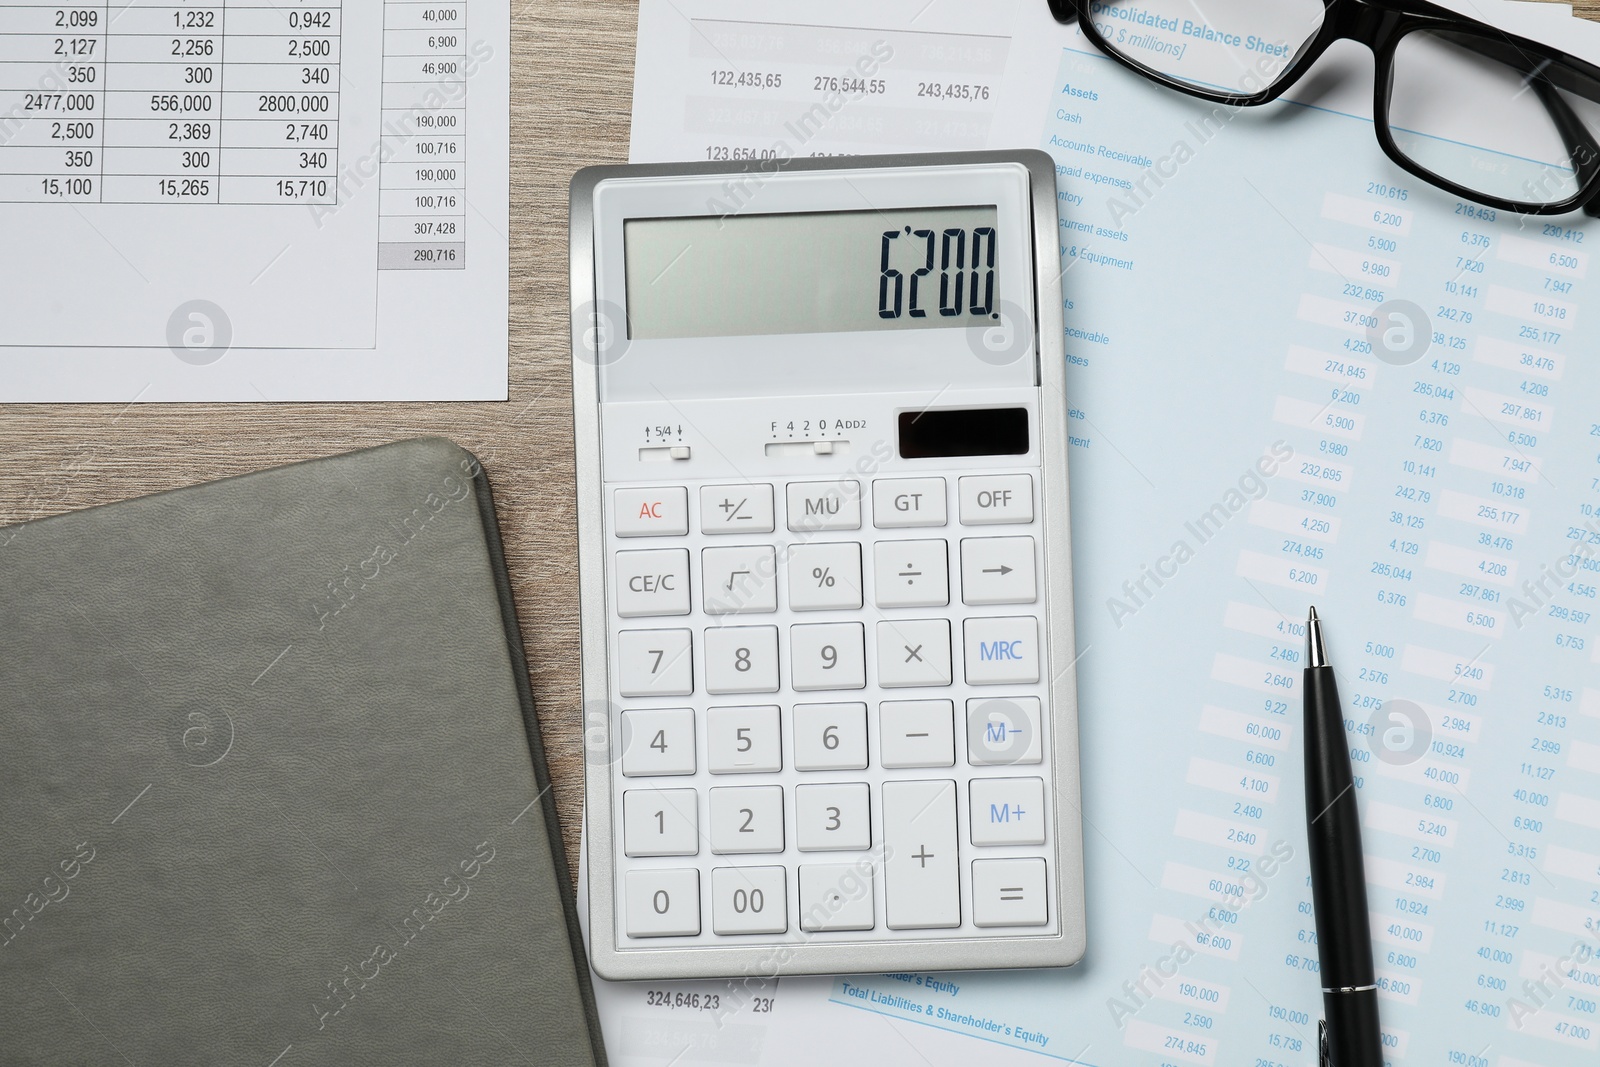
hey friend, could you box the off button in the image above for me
[959,475,1034,525]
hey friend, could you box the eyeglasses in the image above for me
[1046,0,1600,216]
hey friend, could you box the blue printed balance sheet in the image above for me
[617,3,1600,1065]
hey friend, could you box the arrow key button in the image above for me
[960,536,1037,606]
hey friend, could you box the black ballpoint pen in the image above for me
[1304,607,1385,1067]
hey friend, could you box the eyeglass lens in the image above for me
[1388,28,1600,207]
[1082,0,1600,208]
[1079,0,1325,96]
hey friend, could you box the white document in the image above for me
[0,0,508,401]
[600,1,1600,1064]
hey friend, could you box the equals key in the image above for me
[973,858,1049,928]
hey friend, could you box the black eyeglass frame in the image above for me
[1047,0,1600,216]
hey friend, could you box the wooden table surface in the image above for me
[0,0,1591,886]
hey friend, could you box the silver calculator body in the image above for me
[570,151,1085,980]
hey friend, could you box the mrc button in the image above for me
[959,475,1034,525]
[614,486,688,536]
[963,616,1039,685]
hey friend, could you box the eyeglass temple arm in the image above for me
[1526,77,1600,216]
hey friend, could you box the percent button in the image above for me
[788,542,863,611]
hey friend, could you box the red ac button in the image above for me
[615,486,689,537]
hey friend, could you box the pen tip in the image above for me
[1306,606,1327,668]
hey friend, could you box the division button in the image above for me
[971,858,1048,927]
[625,868,702,937]
[882,780,960,930]
[615,486,689,536]
[872,539,949,608]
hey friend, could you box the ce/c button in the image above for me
[615,548,690,617]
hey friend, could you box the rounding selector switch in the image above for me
[764,439,851,458]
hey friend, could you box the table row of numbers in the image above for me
[0,118,334,147]
[0,28,458,61]
[0,36,342,63]
[0,146,334,171]
[11,172,332,202]
[1,89,339,118]
[0,6,339,36]
[0,62,339,91]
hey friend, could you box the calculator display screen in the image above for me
[623,206,1000,340]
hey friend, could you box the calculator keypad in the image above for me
[607,473,1054,944]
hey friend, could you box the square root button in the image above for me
[963,616,1039,684]
[971,858,1048,927]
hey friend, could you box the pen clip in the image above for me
[1318,1019,1333,1067]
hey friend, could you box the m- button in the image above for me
[959,475,1034,525]
[615,486,688,536]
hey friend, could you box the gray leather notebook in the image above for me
[0,439,605,1067]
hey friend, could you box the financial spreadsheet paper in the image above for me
[590,1,1600,1064]
[0,0,508,401]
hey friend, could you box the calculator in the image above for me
[569,150,1085,980]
